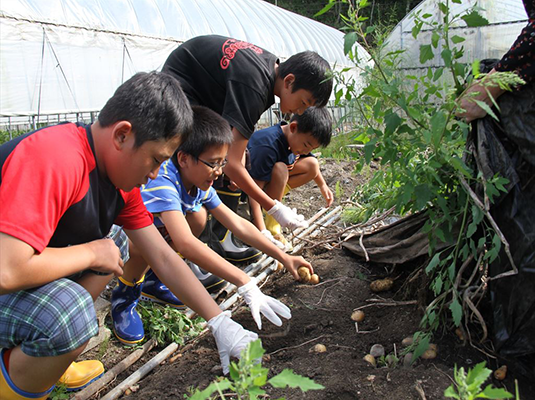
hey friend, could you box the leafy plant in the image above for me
[444,362,513,400]
[49,383,70,400]
[328,0,524,340]
[137,302,204,346]
[185,339,324,400]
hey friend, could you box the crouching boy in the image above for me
[247,107,333,250]
[111,105,314,344]
[0,72,258,399]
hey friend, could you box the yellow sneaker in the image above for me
[58,360,104,391]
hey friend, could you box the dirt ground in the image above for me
[82,158,532,400]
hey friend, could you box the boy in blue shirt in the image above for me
[112,106,314,347]
[247,107,333,249]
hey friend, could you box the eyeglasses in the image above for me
[197,157,228,171]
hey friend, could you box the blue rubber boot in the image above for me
[111,276,145,344]
[141,269,185,309]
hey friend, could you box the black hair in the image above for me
[98,71,193,148]
[278,51,333,108]
[290,107,332,147]
[177,105,233,158]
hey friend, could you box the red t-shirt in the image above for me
[0,123,153,253]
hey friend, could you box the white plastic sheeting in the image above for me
[0,0,368,118]
[385,0,528,69]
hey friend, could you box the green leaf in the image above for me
[466,362,491,390]
[187,380,233,400]
[433,67,444,81]
[426,252,442,274]
[473,99,498,120]
[384,112,402,135]
[364,139,377,164]
[438,2,448,14]
[268,369,324,391]
[451,0,462,3]
[478,384,514,399]
[314,1,335,17]
[450,297,463,326]
[472,205,484,224]
[441,48,452,67]
[414,184,431,209]
[344,32,358,56]
[420,44,434,63]
[451,35,465,44]
[430,111,447,146]
[444,385,460,398]
[431,31,440,48]
[461,11,489,27]
[466,221,477,238]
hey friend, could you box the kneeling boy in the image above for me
[247,107,333,249]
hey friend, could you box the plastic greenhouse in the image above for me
[385,0,529,70]
[0,0,369,131]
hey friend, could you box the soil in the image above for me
[82,158,531,400]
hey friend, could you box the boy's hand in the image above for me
[260,229,286,250]
[267,200,308,231]
[87,238,124,277]
[283,256,313,280]
[238,280,292,330]
[207,311,259,374]
[320,185,334,207]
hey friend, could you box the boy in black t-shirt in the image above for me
[158,35,333,298]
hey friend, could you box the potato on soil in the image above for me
[494,365,507,380]
[369,278,394,292]
[401,336,413,347]
[363,354,376,367]
[351,310,365,322]
[309,274,320,284]
[421,349,437,360]
[298,266,311,282]
[276,262,284,272]
[310,344,326,353]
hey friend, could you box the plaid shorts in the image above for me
[0,278,98,357]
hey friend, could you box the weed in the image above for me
[185,339,323,399]
[444,362,513,400]
[137,302,204,346]
[49,383,69,400]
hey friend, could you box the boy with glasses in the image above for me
[111,106,314,346]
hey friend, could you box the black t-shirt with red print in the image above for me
[162,35,279,139]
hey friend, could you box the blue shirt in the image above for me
[141,159,221,228]
[247,124,296,182]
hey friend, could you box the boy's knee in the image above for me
[0,279,98,357]
[271,162,289,182]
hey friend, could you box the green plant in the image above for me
[185,339,324,400]
[326,0,524,342]
[444,362,513,400]
[137,302,204,346]
[49,383,70,400]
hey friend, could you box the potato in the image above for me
[494,365,507,381]
[401,336,413,347]
[351,310,365,322]
[276,262,284,272]
[311,344,326,353]
[421,349,437,360]
[369,278,394,293]
[298,266,311,282]
[363,354,376,367]
[309,274,320,285]
[428,343,438,353]
[455,328,465,341]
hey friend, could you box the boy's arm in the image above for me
[159,210,249,287]
[210,203,313,280]
[125,224,259,374]
[224,128,308,230]
[125,224,223,321]
[0,232,123,294]
[314,170,334,207]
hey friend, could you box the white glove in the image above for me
[207,311,258,375]
[267,200,308,231]
[260,229,286,250]
[238,279,292,330]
